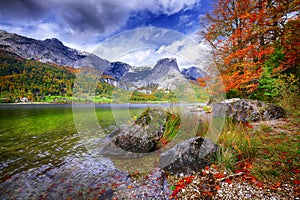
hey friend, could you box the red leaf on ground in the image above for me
[127,185,133,189]
[225,179,232,184]
[263,149,269,154]
[270,186,278,190]
[256,182,263,188]
[251,176,257,184]
[292,169,300,173]
[202,191,213,196]
[214,173,225,179]
[215,185,221,190]
[185,178,192,184]
[99,189,106,195]
[243,122,254,129]
[293,180,300,185]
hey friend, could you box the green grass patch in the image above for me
[214,117,299,183]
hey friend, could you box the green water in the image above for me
[0,103,207,199]
[0,104,146,183]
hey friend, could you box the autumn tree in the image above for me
[200,0,300,97]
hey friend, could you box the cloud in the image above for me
[93,27,212,70]
[157,0,200,15]
[0,0,47,22]
[0,0,202,50]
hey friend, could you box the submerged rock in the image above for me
[160,137,217,174]
[212,98,285,122]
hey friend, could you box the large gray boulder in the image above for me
[99,108,175,156]
[112,108,167,153]
[160,137,217,174]
[212,98,285,122]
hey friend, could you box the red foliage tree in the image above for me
[200,0,300,95]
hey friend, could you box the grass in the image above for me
[213,114,299,183]
[163,112,181,141]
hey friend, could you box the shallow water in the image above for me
[0,104,181,199]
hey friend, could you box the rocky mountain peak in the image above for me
[104,61,131,80]
[181,66,207,80]
[42,38,64,47]
[154,58,180,72]
[0,30,85,66]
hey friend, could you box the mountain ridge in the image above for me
[0,30,206,90]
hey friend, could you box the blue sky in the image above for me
[0,0,213,68]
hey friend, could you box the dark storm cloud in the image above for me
[0,0,128,35]
[0,0,202,49]
[0,0,47,21]
[58,0,128,34]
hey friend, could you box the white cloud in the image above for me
[157,0,200,15]
[92,27,212,70]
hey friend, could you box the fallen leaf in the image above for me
[225,179,232,184]
[256,182,263,188]
[214,173,225,179]
[202,191,213,196]
[270,186,278,190]
[127,185,133,189]
[293,180,300,185]
[251,176,257,184]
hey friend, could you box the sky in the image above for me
[0,0,214,68]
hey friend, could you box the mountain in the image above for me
[181,66,207,81]
[0,31,209,103]
[0,30,207,92]
[105,61,131,80]
[0,30,86,66]
[0,30,131,80]
[121,58,187,90]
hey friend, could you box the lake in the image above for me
[0,103,199,199]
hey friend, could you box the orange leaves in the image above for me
[127,185,133,189]
[293,180,300,185]
[214,173,225,179]
[170,176,195,197]
[222,68,261,93]
[197,77,210,87]
[292,169,300,174]
[201,0,299,96]
[214,185,221,190]
[224,178,232,184]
